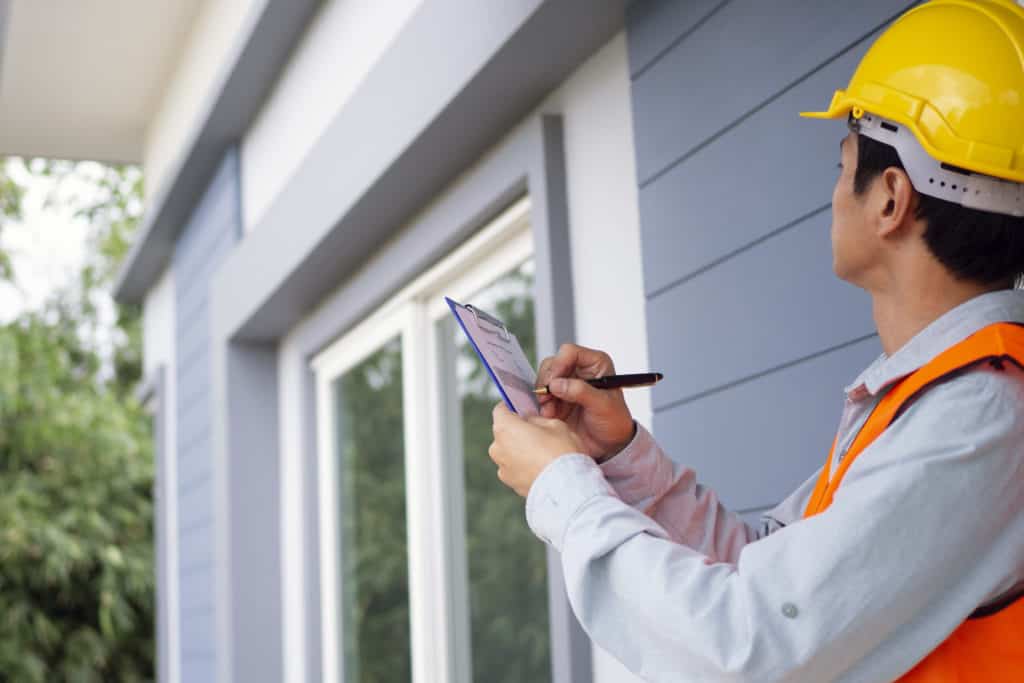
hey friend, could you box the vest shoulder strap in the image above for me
[804,322,1024,517]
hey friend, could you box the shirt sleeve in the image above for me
[525,369,1024,682]
[595,422,759,562]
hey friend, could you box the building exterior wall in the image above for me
[624,0,916,521]
[143,267,179,683]
[144,268,177,381]
[241,0,424,230]
[533,32,648,682]
[270,27,648,683]
[173,150,241,683]
[143,0,260,202]
[132,1,951,679]
[539,32,651,434]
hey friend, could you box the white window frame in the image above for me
[312,196,533,683]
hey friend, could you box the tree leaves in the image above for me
[0,158,154,681]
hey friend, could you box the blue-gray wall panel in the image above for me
[176,340,209,378]
[176,352,213,408]
[639,37,873,296]
[631,0,915,183]
[178,653,215,683]
[177,476,214,530]
[177,222,237,299]
[647,211,874,407]
[626,1,913,517]
[177,447,211,487]
[177,458,211,497]
[177,420,211,467]
[653,337,880,513]
[625,0,726,78]
[178,527,214,594]
[176,377,211,429]
[740,508,772,530]
[173,149,240,683]
[179,605,216,657]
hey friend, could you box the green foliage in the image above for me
[0,158,154,681]
[0,158,27,282]
[33,159,146,396]
[335,337,411,682]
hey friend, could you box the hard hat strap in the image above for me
[850,112,1024,218]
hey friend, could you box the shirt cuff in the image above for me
[597,420,654,474]
[525,453,616,551]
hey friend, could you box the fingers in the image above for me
[525,415,560,429]
[536,344,616,419]
[536,356,555,390]
[557,343,616,379]
[547,376,611,412]
[536,343,616,387]
[492,401,513,425]
[492,401,527,437]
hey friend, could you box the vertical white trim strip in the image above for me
[165,365,180,683]
[279,338,307,683]
[425,313,473,683]
[402,304,441,683]
[315,373,341,683]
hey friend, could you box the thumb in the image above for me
[548,377,609,411]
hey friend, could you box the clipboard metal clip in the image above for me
[465,304,511,342]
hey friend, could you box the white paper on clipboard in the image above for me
[445,296,541,416]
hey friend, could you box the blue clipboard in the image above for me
[445,296,540,416]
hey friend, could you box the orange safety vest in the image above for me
[803,322,1024,682]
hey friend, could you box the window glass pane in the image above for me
[333,336,411,682]
[444,260,551,682]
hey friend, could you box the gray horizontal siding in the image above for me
[177,652,215,683]
[655,337,879,511]
[739,507,772,531]
[639,40,872,297]
[647,209,874,408]
[626,1,915,511]
[173,149,240,683]
[626,0,727,79]
[631,0,918,184]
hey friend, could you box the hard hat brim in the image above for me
[800,90,1024,185]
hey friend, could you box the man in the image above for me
[488,1,1024,680]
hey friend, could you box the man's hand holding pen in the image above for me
[488,343,643,497]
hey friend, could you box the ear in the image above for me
[876,167,917,239]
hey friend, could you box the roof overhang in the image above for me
[113,0,322,304]
[0,0,203,164]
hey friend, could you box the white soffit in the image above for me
[0,0,202,163]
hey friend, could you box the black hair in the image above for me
[853,133,1024,288]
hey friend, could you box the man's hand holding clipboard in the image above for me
[447,297,657,497]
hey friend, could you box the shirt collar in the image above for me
[844,289,1024,400]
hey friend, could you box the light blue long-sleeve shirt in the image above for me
[525,289,1024,682]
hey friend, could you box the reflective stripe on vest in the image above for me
[802,322,1024,682]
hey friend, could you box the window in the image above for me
[333,336,410,681]
[314,197,550,682]
[435,261,551,682]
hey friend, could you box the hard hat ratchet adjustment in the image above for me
[850,112,1024,218]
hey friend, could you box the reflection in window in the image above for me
[333,337,411,682]
[448,261,552,682]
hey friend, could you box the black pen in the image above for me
[533,372,664,395]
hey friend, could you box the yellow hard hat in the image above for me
[802,0,1024,193]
